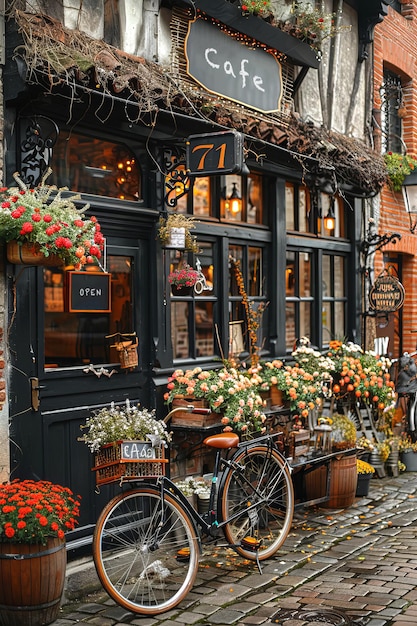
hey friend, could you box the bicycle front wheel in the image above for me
[220,445,294,560]
[93,486,199,615]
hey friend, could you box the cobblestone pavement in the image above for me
[57,473,417,626]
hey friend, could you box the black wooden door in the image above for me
[8,229,154,550]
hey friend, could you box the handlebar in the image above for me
[163,404,211,424]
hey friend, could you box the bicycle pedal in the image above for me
[241,536,262,551]
[176,547,190,562]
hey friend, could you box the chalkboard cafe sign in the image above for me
[369,275,405,313]
[185,18,282,113]
[66,271,111,313]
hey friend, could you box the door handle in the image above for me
[30,377,45,412]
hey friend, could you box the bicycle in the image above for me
[92,405,294,616]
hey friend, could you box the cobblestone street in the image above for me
[57,473,417,626]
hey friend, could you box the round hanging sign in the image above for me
[369,275,405,312]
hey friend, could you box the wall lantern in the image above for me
[402,169,417,232]
[229,182,242,214]
[323,198,335,231]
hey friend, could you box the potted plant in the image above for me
[168,263,200,296]
[158,213,199,252]
[330,413,357,450]
[240,0,271,17]
[0,479,81,626]
[383,151,417,192]
[0,171,105,268]
[398,436,417,472]
[79,400,172,485]
[356,459,375,497]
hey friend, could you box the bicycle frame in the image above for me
[143,430,290,543]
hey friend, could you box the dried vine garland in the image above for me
[11,9,387,196]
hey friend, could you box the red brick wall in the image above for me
[374,2,417,355]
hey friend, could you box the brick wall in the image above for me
[373,2,417,355]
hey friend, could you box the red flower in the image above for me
[20,222,33,235]
[5,526,15,538]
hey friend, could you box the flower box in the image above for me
[171,398,222,427]
[92,440,167,486]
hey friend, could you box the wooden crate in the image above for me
[171,398,221,427]
[92,440,167,486]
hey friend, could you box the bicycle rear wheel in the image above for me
[220,445,294,560]
[93,486,199,615]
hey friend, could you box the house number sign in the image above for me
[185,18,282,113]
[186,130,244,175]
[369,275,405,312]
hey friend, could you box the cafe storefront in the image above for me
[3,1,386,548]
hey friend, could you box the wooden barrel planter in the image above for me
[0,537,66,625]
[323,453,358,509]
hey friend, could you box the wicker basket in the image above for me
[116,339,138,369]
[92,440,167,486]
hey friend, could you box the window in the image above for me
[49,132,141,200]
[285,183,344,237]
[44,255,133,368]
[322,254,347,344]
[170,243,216,359]
[381,69,404,154]
[229,244,267,357]
[221,174,263,224]
[285,250,313,350]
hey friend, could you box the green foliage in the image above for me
[384,152,417,192]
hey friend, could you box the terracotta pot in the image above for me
[0,537,66,625]
[6,241,63,267]
[270,384,284,407]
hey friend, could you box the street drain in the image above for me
[270,607,370,625]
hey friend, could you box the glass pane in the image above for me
[285,301,296,351]
[229,245,243,296]
[49,132,141,201]
[193,177,210,216]
[322,301,332,344]
[336,196,345,238]
[335,302,345,340]
[248,247,263,297]
[195,302,214,356]
[285,183,295,230]
[44,255,133,368]
[334,256,345,298]
[171,301,190,359]
[322,255,331,298]
[247,174,262,224]
[299,301,311,340]
[195,243,214,297]
[298,186,309,233]
[221,175,243,221]
[299,253,311,297]
[286,251,295,296]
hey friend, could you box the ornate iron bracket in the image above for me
[163,146,191,209]
[19,116,59,187]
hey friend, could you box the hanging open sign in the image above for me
[66,271,112,313]
[186,130,244,176]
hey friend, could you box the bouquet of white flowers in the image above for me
[79,400,171,452]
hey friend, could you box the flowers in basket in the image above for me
[0,171,105,268]
[384,152,417,192]
[79,400,172,452]
[326,340,394,411]
[330,413,357,450]
[165,366,266,437]
[0,479,81,544]
[240,1,271,17]
[168,263,200,288]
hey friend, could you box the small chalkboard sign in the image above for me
[120,441,156,461]
[66,271,111,313]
